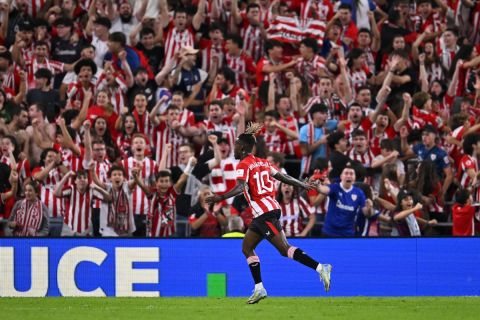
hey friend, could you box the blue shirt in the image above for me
[412,143,450,177]
[104,46,140,72]
[323,183,366,236]
[340,0,376,23]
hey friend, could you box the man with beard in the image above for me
[110,1,138,43]
[208,67,243,103]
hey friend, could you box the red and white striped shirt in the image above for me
[239,16,265,62]
[25,58,64,89]
[457,154,477,189]
[148,187,178,237]
[209,157,237,204]
[301,0,334,22]
[203,118,236,154]
[279,115,301,157]
[347,148,375,168]
[95,72,128,115]
[164,24,195,65]
[199,39,225,72]
[153,121,188,167]
[226,52,257,92]
[27,0,47,18]
[32,166,63,218]
[263,128,287,153]
[296,55,326,86]
[349,67,369,97]
[0,156,31,188]
[132,110,154,140]
[66,82,95,108]
[236,154,281,217]
[279,197,314,237]
[123,157,157,215]
[90,160,112,209]
[61,185,100,234]
[178,108,196,127]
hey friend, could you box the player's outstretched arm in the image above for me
[273,171,313,190]
[205,180,246,204]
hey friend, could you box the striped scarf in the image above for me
[14,199,43,237]
[107,186,130,235]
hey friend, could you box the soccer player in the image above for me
[206,123,332,304]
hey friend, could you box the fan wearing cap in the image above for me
[402,124,453,200]
[170,46,208,110]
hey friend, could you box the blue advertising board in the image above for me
[0,238,479,297]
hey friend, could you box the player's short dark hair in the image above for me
[174,7,188,17]
[327,131,345,150]
[76,170,88,178]
[218,67,236,84]
[445,26,459,37]
[300,37,318,53]
[226,34,243,48]
[463,133,480,155]
[108,165,126,178]
[109,32,127,47]
[209,22,223,33]
[209,100,223,109]
[264,110,280,120]
[39,147,59,167]
[166,104,179,112]
[265,39,283,54]
[309,104,328,116]
[455,188,470,206]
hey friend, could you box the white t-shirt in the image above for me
[92,34,109,68]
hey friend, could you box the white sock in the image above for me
[254,282,264,291]
[316,264,323,273]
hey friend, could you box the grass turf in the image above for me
[0,297,479,320]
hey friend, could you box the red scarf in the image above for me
[14,199,43,236]
[107,186,131,235]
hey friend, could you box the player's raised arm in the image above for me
[272,171,314,190]
[205,179,246,204]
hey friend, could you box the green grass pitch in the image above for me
[1,297,479,320]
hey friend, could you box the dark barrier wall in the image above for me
[0,238,479,297]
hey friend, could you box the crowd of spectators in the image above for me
[0,0,479,238]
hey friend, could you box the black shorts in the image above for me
[248,209,282,240]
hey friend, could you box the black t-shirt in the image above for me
[127,81,158,111]
[136,43,164,74]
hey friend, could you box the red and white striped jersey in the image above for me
[303,94,348,121]
[178,108,196,127]
[426,62,444,83]
[148,187,178,237]
[164,24,195,65]
[27,0,46,18]
[90,160,112,209]
[61,185,101,234]
[0,156,31,188]
[369,126,396,156]
[348,67,369,96]
[153,121,188,167]
[226,52,257,92]
[203,118,236,154]
[209,157,237,204]
[263,128,287,153]
[25,57,64,89]
[457,154,477,189]
[32,166,63,218]
[295,54,326,86]
[95,72,128,115]
[279,196,314,237]
[279,114,301,157]
[347,148,375,168]
[123,157,157,215]
[21,44,35,65]
[66,82,95,108]
[1,68,21,94]
[267,15,326,48]
[300,0,334,22]
[437,41,458,71]
[239,15,265,62]
[411,12,442,34]
[236,154,281,217]
[199,39,225,71]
